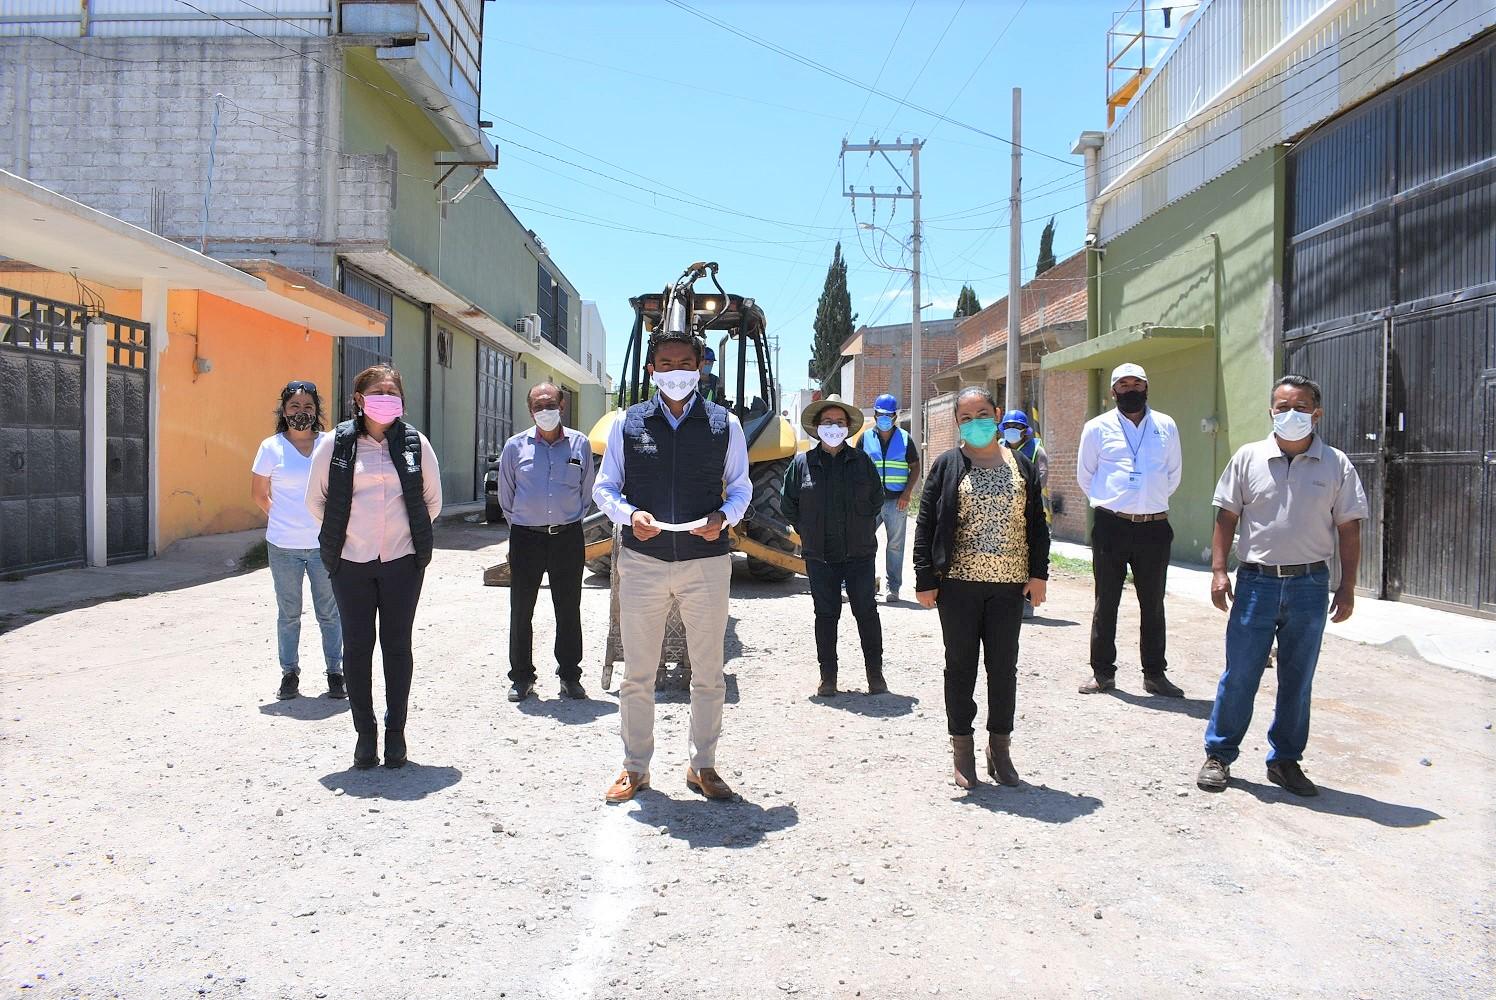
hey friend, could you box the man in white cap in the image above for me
[1075,363,1184,697]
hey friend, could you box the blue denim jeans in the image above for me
[1204,566,1330,766]
[874,497,908,595]
[267,542,343,676]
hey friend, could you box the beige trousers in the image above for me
[616,546,732,773]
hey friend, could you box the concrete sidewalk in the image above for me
[1052,539,1496,680]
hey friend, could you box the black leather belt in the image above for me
[515,522,580,535]
[1240,560,1327,578]
[1099,508,1168,523]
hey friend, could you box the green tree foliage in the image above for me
[953,284,982,318]
[1035,216,1057,277]
[810,242,856,395]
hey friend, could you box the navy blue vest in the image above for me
[620,395,731,562]
[318,418,433,574]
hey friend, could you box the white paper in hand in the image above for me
[650,516,710,533]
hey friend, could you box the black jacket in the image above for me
[319,418,433,574]
[913,445,1050,593]
[781,444,884,563]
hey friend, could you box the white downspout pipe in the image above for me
[1086,0,1358,238]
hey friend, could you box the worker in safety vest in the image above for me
[861,393,921,603]
[698,347,721,403]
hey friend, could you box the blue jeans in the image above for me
[874,497,908,594]
[1204,567,1330,766]
[267,542,343,676]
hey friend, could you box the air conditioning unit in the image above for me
[520,313,543,344]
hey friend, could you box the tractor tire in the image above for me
[584,454,613,577]
[745,458,796,582]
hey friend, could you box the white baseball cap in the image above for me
[1110,362,1148,386]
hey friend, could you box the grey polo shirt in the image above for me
[498,426,597,527]
[1212,434,1369,565]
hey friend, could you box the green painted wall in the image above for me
[428,325,479,502]
[390,294,427,437]
[1093,149,1283,563]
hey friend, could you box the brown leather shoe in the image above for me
[951,735,978,789]
[685,766,734,800]
[1078,676,1116,694]
[604,770,649,804]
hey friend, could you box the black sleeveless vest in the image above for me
[318,418,434,573]
[620,395,731,562]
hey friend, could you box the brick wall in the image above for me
[954,251,1088,364]
[923,391,959,465]
[847,319,960,417]
[1041,370,1090,543]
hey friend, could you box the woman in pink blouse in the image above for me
[307,365,442,770]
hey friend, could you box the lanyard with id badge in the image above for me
[1119,412,1151,494]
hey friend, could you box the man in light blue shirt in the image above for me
[592,333,752,804]
[499,382,597,703]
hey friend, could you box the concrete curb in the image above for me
[1050,540,1496,680]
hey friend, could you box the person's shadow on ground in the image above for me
[809,692,919,718]
[1024,614,1079,627]
[955,781,1103,824]
[1109,689,1216,721]
[258,697,349,721]
[317,764,462,801]
[1234,778,1442,827]
[624,789,799,849]
[516,695,617,724]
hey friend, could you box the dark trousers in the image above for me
[508,523,584,685]
[330,555,424,735]
[936,578,1025,736]
[805,555,882,682]
[1089,509,1172,680]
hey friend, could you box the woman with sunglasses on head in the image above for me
[913,386,1050,790]
[252,380,344,701]
[306,365,442,770]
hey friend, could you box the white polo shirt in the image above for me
[1076,406,1182,515]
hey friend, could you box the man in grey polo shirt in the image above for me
[1197,375,1368,797]
[499,382,597,703]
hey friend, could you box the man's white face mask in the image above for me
[1272,408,1314,442]
[652,369,699,402]
[533,408,562,432]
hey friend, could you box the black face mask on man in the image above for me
[1115,389,1148,415]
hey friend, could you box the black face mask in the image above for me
[1115,389,1148,415]
[285,411,316,432]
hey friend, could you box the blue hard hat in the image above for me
[703,347,716,362]
[874,393,899,413]
[1000,409,1031,429]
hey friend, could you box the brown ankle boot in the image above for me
[985,734,1020,786]
[951,735,978,789]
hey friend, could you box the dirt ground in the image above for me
[1,521,1492,999]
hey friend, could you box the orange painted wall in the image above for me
[157,292,335,548]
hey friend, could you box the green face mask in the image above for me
[960,417,998,448]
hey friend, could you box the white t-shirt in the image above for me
[252,432,330,549]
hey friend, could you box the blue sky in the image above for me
[480,0,1121,397]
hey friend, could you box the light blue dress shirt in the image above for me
[498,426,597,527]
[593,393,753,527]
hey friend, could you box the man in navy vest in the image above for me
[862,393,922,602]
[593,331,752,803]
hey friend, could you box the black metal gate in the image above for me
[476,343,513,496]
[0,290,87,574]
[337,264,394,417]
[106,316,151,562]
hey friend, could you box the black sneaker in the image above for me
[1197,757,1230,792]
[276,673,299,700]
[559,677,587,700]
[326,673,347,700]
[507,681,534,703]
[1267,760,1318,797]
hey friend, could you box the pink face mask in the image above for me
[360,393,404,423]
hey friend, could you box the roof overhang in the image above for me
[0,170,388,339]
[340,246,599,387]
[1041,324,1215,372]
[936,321,1088,391]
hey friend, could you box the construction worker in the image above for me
[698,346,721,403]
[862,393,921,603]
[1000,409,1049,620]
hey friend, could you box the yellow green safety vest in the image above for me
[862,428,911,492]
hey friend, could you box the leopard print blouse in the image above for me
[945,450,1030,584]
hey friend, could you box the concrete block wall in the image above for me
[1,36,337,256]
[337,152,393,246]
[1040,370,1089,543]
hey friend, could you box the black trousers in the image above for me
[508,523,584,685]
[1089,509,1172,680]
[330,555,425,735]
[936,578,1025,736]
[805,555,882,681]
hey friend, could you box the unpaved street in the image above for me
[2,522,1492,999]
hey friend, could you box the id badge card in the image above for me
[1122,471,1143,493]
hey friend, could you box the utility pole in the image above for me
[1006,87,1022,411]
[841,138,925,451]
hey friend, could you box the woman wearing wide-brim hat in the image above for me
[782,396,888,697]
